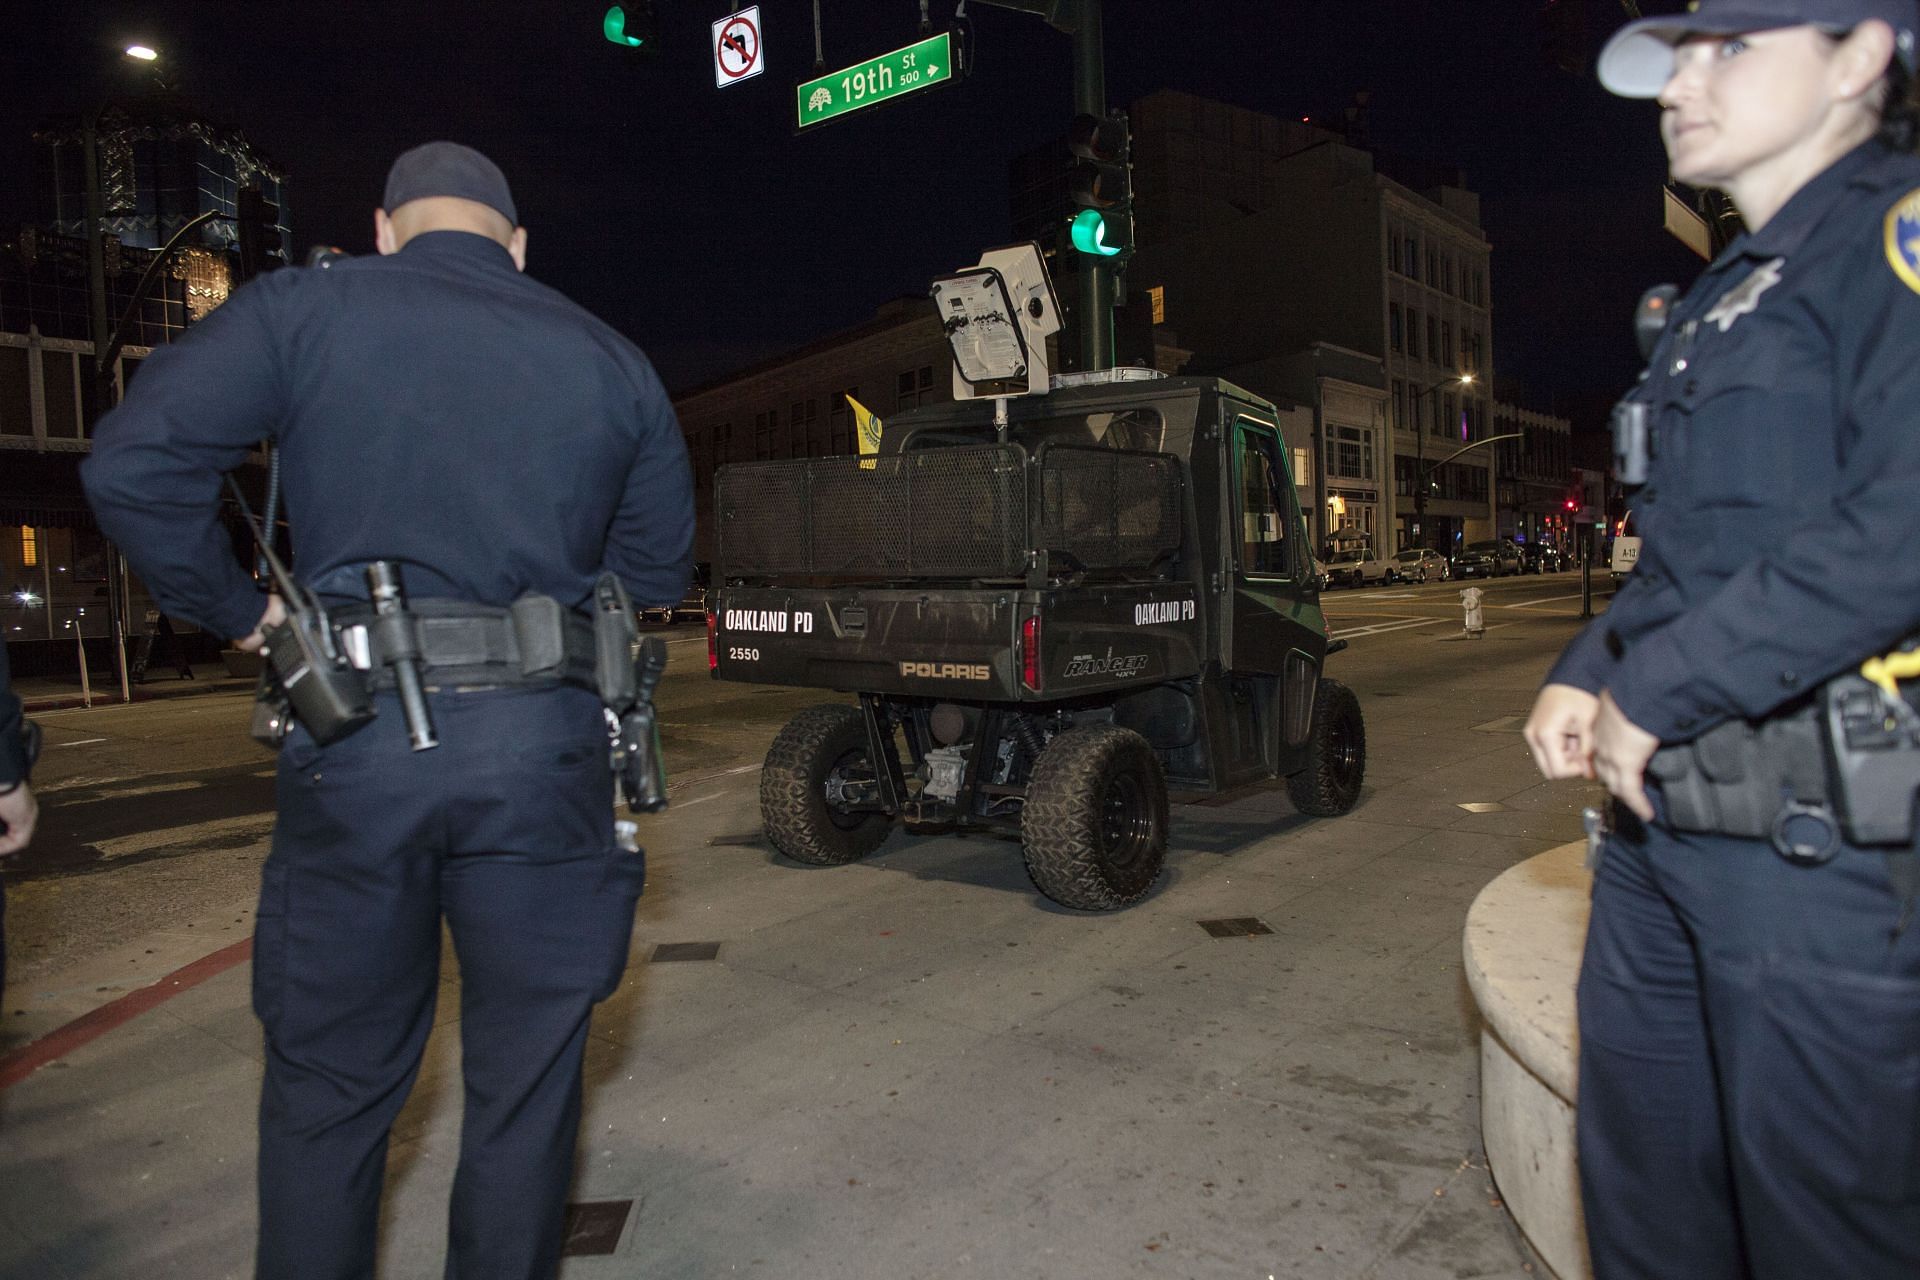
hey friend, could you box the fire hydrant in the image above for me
[1460,586,1486,638]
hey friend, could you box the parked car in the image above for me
[1452,538,1523,579]
[1323,545,1394,588]
[1519,543,1564,574]
[1388,547,1449,583]
[645,563,711,624]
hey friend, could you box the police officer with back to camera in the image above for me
[82,142,692,1278]
[1523,3,1920,1275]
[1,639,43,992]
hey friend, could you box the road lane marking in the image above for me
[47,737,108,748]
[94,812,276,861]
[61,779,209,805]
[1331,618,1446,639]
[1497,593,1593,610]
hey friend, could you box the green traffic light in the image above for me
[1070,209,1122,257]
[604,5,643,46]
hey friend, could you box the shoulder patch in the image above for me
[1884,187,1920,295]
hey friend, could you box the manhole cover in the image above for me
[651,941,722,962]
[1198,917,1274,938]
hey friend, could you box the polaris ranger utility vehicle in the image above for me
[707,246,1365,910]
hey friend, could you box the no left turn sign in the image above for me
[713,7,765,87]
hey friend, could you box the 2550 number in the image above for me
[727,646,760,662]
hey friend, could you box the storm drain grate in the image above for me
[561,1200,632,1256]
[651,942,722,962]
[1197,917,1274,939]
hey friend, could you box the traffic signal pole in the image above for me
[1071,0,1114,371]
[974,0,1117,370]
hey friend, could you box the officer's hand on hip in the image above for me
[1526,683,1600,780]
[0,782,37,857]
[1592,691,1658,822]
[234,594,288,653]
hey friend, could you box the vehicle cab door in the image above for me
[1225,416,1323,675]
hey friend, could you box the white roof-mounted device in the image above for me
[930,242,1061,403]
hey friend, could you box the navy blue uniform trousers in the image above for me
[1577,807,1920,1279]
[253,686,643,1280]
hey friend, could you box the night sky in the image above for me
[3,1,1704,428]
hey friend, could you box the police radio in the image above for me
[1611,284,1679,488]
[226,477,375,746]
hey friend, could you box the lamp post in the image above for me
[1408,373,1474,550]
[80,43,172,702]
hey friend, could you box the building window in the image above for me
[19,526,37,568]
[753,409,777,460]
[1442,321,1454,368]
[897,364,934,411]
[1331,425,1374,482]
[1407,308,1421,360]
[1406,236,1419,279]
[1392,379,1407,431]
[790,398,819,455]
[1427,316,1439,366]
[1389,303,1403,353]
[1293,447,1311,488]
[1388,230,1402,275]
[828,389,859,454]
[1426,244,1439,288]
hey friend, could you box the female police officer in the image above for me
[1524,2,1920,1275]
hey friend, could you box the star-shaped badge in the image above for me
[1702,257,1785,333]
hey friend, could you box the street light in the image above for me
[1409,373,1474,550]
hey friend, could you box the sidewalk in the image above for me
[16,662,256,712]
[0,663,1596,1279]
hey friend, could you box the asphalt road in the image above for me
[3,570,1609,992]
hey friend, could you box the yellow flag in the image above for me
[847,394,882,470]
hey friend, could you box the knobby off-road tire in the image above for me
[1021,725,1169,911]
[760,704,894,866]
[1287,678,1367,817]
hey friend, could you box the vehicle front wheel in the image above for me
[1287,679,1367,817]
[761,704,894,866]
[1021,725,1168,910]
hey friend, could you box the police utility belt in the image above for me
[1649,646,1920,864]
[251,562,669,813]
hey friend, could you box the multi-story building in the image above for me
[3,98,287,666]
[1492,399,1576,550]
[1017,90,1495,553]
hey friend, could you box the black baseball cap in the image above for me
[1599,0,1920,97]
[382,141,518,225]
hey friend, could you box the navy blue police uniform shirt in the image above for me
[0,640,24,786]
[82,230,693,639]
[1549,141,1920,743]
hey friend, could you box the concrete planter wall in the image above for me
[1463,841,1594,1280]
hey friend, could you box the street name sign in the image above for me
[714,7,765,87]
[796,32,953,130]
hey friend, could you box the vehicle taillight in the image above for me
[706,611,719,670]
[1021,614,1041,691]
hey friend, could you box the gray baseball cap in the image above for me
[382,141,518,224]
[1598,0,1920,97]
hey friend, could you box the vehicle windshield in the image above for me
[1392,550,1423,563]
[1465,540,1502,553]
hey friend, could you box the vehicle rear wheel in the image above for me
[1021,725,1168,910]
[1287,678,1367,817]
[761,704,894,866]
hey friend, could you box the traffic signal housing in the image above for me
[603,3,656,50]
[1067,111,1132,259]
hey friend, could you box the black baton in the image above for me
[366,561,438,751]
